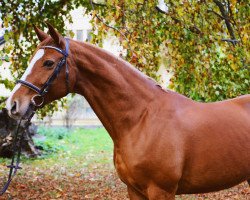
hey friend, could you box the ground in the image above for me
[0,127,249,200]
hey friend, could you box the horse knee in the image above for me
[147,184,177,200]
[128,186,148,200]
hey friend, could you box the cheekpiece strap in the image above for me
[64,38,70,93]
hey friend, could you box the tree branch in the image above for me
[155,6,181,24]
[189,25,202,35]
[226,0,232,17]
[213,0,237,42]
[155,6,202,34]
[89,0,133,58]
[207,9,224,20]
[92,1,106,6]
[155,6,167,14]
[221,38,239,45]
[89,0,123,33]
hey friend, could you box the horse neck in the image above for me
[71,41,159,142]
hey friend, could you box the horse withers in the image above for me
[6,24,250,199]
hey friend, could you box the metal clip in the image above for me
[31,94,44,107]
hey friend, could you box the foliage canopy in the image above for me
[90,0,249,101]
[0,0,75,115]
[0,0,249,116]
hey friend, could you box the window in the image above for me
[86,30,92,42]
[76,30,83,41]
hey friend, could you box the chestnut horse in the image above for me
[6,24,250,199]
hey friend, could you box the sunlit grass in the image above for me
[26,127,114,169]
[0,126,115,181]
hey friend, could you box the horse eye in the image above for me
[43,60,54,68]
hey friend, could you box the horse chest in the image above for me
[113,148,142,189]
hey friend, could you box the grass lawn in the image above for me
[31,127,114,168]
[0,127,249,199]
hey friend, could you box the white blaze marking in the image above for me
[21,49,45,80]
[6,49,45,110]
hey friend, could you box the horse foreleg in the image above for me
[128,186,148,200]
[147,184,177,200]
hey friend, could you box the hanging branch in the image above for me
[92,1,106,6]
[89,0,124,34]
[155,6,180,23]
[226,0,236,26]
[39,0,47,14]
[221,38,239,44]
[89,0,133,58]
[155,6,202,35]
[213,0,239,45]
[207,9,224,20]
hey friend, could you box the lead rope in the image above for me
[0,112,34,195]
[0,38,70,195]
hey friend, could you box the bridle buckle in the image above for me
[31,94,44,107]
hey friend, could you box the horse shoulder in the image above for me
[113,101,186,191]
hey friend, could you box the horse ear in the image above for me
[46,22,64,47]
[33,25,49,42]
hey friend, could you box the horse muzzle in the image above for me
[7,96,39,121]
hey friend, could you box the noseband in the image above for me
[17,38,70,107]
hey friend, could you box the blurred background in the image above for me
[0,0,249,199]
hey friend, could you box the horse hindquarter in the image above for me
[177,101,250,194]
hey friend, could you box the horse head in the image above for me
[6,24,75,120]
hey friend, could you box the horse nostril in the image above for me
[11,101,18,115]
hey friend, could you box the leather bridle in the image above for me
[0,38,70,196]
[17,38,70,107]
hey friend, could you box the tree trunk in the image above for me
[0,108,40,158]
